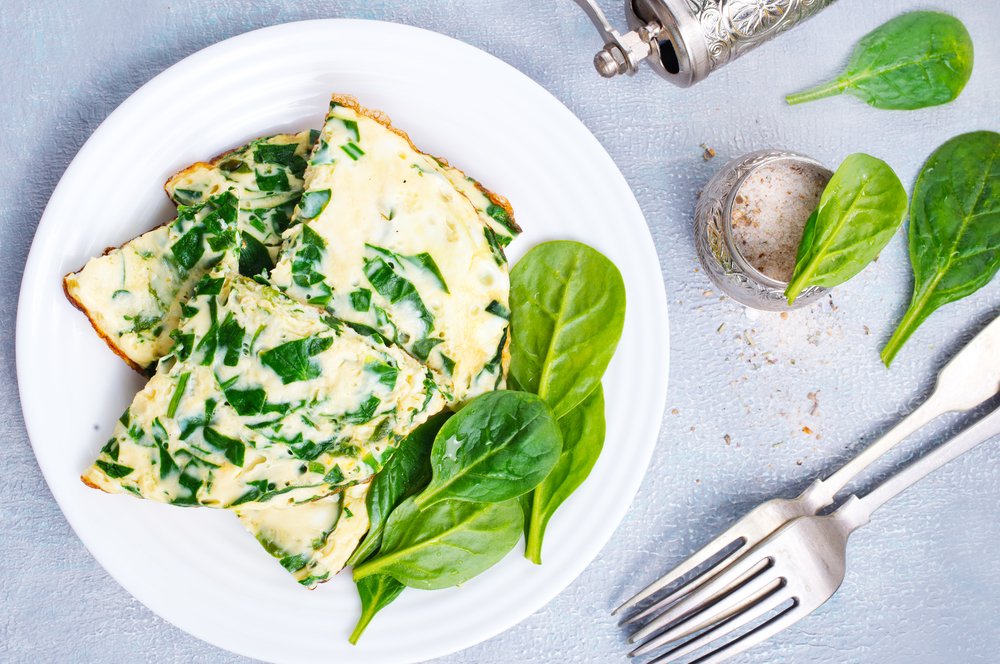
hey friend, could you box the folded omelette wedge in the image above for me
[82,273,445,507]
[271,95,520,406]
[65,131,313,372]
[64,190,241,371]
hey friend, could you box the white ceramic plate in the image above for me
[17,19,668,663]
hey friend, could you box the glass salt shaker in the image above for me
[694,149,832,311]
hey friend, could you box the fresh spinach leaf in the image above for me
[524,386,605,564]
[786,12,974,110]
[352,496,523,590]
[882,131,1000,365]
[349,574,405,644]
[784,153,908,304]
[509,241,625,418]
[348,413,450,567]
[414,391,561,508]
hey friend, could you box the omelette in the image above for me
[71,96,519,586]
[83,273,445,507]
[271,95,519,406]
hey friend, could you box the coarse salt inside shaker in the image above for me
[694,150,833,311]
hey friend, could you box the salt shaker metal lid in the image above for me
[572,0,838,87]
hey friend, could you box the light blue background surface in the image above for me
[2,1,999,662]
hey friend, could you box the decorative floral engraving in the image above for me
[685,0,837,70]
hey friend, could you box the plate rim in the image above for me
[16,17,670,662]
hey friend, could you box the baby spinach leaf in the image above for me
[882,131,1000,365]
[786,12,974,110]
[524,385,605,564]
[509,241,625,418]
[414,391,562,509]
[349,574,405,645]
[347,413,450,567]
[352,496,523,590]
[784,153,908,304]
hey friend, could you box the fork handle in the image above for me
[855,403,1000,518]
[808,391,949,506]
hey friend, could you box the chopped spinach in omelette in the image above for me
[71,97,521,588]
[82,274,445,507]
[165,130,317,276]
[65,132,316,372]
[64,190,241,371]
[271,96,520,405]
[234,486,369,588]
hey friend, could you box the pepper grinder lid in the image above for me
[574,0,838,87]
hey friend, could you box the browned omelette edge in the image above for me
[63,244,156,375]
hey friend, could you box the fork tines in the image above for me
[620,548,802,663]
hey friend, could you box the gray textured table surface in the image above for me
[3,1,999,662]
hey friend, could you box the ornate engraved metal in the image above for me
[694,150,829,311]
[685,0,837,71]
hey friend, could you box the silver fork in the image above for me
[616,315,1000,631]
[626,400,1000,663]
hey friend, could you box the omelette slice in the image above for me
[64,132,316,371]
[271,95,520,405]
[82,274,445,508]
[165,130,317,276]
[234,487,369,588]
[64,190,240,371]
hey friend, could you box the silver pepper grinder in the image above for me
[573,0,838,86]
